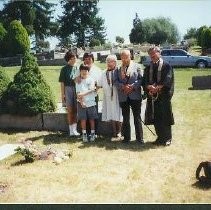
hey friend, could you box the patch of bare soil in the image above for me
[0,182,8,194]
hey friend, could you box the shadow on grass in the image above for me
[11,131,167,152]
[42,133,81,145]
[20,132,81,145]
[192,181,211,190]
[10,159,32,167]
[78,136,162,152]
[0,129,81,144]
[28,132,168,152]
[0,128,29,135]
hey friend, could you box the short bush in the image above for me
[0,22,7,57]
[0,22,7,42]
[0,67,10,98]
[1,52,56,116]
[3,20,30,57]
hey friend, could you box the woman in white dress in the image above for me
[98,55,122,137]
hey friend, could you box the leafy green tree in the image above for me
[184,27,198,40]
[144,17,179,44]
[32,40,50,53]
[89,38,101,47]
[201,27,211,49]
[0,1,35,35]
[196,25,208,46]
[0,67,10,99]
[116,36,125,44]
[1,52,55,116]
[0,22,7,42]
[57,0,106,48]
[103,42,112,50]
[183,25,211,48]
[90,16,106,45]
[3,20,30,57]
[0,22,7,56]
[185,38,197,47]
[32,0,58,51]
[33,1,56,38]
[0,0,56,50]
[129,16,179,44]
[57,37,74,49]
[129,13,145,44]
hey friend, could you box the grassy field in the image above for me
[0,64,211,203]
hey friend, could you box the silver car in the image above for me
[140,49,211,68]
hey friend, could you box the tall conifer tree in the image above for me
[57,0,106,48]
[0,0,56,50]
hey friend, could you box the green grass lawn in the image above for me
[0,64,211,203]
[4,60,211,99]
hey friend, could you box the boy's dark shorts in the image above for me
[77,103,98,120]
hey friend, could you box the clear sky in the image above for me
[98,0,211,43]
[48,0,211,49]
[1,0,211,49]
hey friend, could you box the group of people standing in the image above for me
[59,46,174,146]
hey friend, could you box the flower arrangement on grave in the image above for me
[15,139,72,164]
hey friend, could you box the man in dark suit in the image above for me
[143,46,174,146]
[114,50,144,144]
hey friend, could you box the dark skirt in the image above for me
[145,97,174,125]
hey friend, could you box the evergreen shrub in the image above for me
[4,20,30,57]
[0,22,7,42]
[0,67,10,98]
[1,52,56,116]
[0,23,7,57]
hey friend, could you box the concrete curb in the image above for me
[0,112,113,136]
[0,114,43,130]
[0,100,146,137]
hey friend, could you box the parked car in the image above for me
[140,49,211,68]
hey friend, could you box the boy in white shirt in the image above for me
[75,64,98,142]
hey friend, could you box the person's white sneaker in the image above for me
[72,129,80,136]
[69,131,74,136]
[82,133,88,142]
[90,133,95,142]
[72,124,80,136]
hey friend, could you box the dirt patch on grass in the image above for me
[0,182,8,194]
